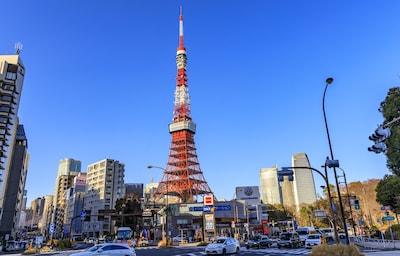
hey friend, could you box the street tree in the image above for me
[375,174,400,214]
[380,87,400,175]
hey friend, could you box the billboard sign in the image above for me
[205,213,215,230]
[236,186,260,205]
[204,196,214,206]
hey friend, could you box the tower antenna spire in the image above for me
[178,5,185,52]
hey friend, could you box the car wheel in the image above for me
[236,247,240,254]
[246,245,250,249]
[278,245,281,249]
[222,248,226,255]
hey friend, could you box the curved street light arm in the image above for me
[282,165,340,243]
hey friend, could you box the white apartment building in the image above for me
[83,158,125,238]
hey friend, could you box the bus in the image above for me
[116,227,135,247]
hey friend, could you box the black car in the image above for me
[245,235,271,249]
[277,232,302,249]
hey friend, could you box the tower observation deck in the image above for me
[154,8,213,203]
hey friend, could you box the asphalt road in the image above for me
[1,239,398,256]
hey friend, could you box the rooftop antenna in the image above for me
[15,42,23,55]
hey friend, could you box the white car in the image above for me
[172,235,188,243]
[305,234,325,249]
[70,243,136,256]
[205,237,240,255]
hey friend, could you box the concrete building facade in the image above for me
[0,53,27,241]
[0,124,29,240]
[64,173,87,238]
[39,195,53,237]
[82,159,124,238]
[51,158,81,238]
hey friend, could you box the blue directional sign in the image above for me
[382,216,395,221]
[189,205,231,212]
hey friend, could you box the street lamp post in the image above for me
[147,165,169,244]
[322,77,350,244]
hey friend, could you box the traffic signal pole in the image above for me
[279,165,340,243]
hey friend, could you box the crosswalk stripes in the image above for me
[135,246,160,250]
[134,245,311,255]
[243,247,311,255]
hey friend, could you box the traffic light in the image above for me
[369,126,391,141]
[278,168,294,182]
[368,142,387,154]
[354,200,360,210]
[368,126,390,154]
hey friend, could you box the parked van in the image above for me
[320,228,334,241]
[296,227,316,244]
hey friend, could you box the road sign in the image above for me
[314,210,326,218]
[382,216,395,221]
[49,223,55,233]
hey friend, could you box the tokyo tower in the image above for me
[154,8,213,203]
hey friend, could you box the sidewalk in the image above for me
[354,236,400,250]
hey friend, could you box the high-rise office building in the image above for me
[260,165,281,205]
[0,51,27,240]
[260,153,317,212]
[0,124,29,239]
[51,158,81,238]
[83,159,124,238]
[291,153,317,211]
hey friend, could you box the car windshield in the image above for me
[87,245,103,252]
[297,230,308,235]
[308,235,320,239]
[279,233,291,240]
[213,239,226,244]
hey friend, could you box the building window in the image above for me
[5,64,18,81]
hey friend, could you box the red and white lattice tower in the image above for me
[154,7,213,203]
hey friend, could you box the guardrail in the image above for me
[354,236,400,250]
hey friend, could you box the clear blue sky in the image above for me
[2,1,400,204]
